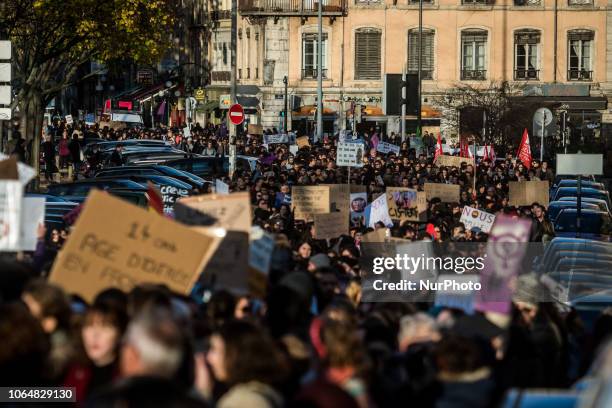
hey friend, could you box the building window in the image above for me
[462,0,491,4]
[255,67,259,79]
[568,0,593,5]
[408,28,434,80]
[238,69,242,79]
[568,30,594,80]
[514,30,540,80]
[355,28,382,80]
[222,43,228,66]
[408,0,433,3]
[302,32,328,79]
[355,0,381,4]
[513,0,541,5]
[247,67,250,79]
[461,30,487,80]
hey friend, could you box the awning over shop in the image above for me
[237,96,259,108]
[197,100,219,113]
[515,96,607,111]
[293,105,336,117]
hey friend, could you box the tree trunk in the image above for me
[18,90,44,180]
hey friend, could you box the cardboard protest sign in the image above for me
[291,186,330,220]
[0,157,19,180]
[367,193,393,228]
[424,183,460,203]
[0,153,36,186]
[460,205,496,233]
[248,226,275,297]
[194,228,249,295]
[386,188,426,222]
[314,212,348,240]
[19,197,45,251]
[336,142,365,167]
[296,136,310,148]
[376,141,400,155]
[215,179,230,195]
[508,180,549,207]
[248,124,263,135]
[435,155,475,168]
[0,181,22,251]
[350,192,368,224]
[289,145,299,155]
[325,184,350,214]
[49,191,221,303]
[175,192,251,233]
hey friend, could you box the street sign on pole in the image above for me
[228,103,244,126]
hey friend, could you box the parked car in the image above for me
[547,201,600,221]
[46,179,147,203]
[162,156,255,179]
[557,197,611,214]
[94,165,208,190]
[551,187,611,208]
[553,179,606,191]
[553,208,612,240]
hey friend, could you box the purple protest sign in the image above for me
[474,215,532,315]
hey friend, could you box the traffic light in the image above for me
[384,74,418,116]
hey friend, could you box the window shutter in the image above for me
[515,30,541,45]
[355,28,381,80]
[462,30,487,43]
[408,29,434,75]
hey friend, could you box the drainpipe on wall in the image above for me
[340,16,345,130]
[554,0,558,83]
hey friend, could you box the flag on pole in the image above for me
[517,129,532,169]
[460,139,470,158]
[434,133,443,162]
[146,182,164,214]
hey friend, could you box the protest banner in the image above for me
[474,215,532,315]
[376,141,400,156]
[248,226,275,297]
[0,153,36,185]
[336,142,365,167]
[65,114,73,125]
[215,179,230,195]
[314,212,348,240]
[0,181,22,251]
[19,197,45,251]
[325,184,350,214]
[460,205,496,233]
[296,136,310,148]
[424,183,460,203]
[248,124,263,135]
[263,134,289,144]
[194,228,249,295]
[0,157,19,180]
[175,192,251,233]
[49,191,221,303]
[291,186,330,220]
[350,192,368,224]
[386,188,426,222]
[367,193,393,228]
[435,155,475,168]
[508,180,549,206]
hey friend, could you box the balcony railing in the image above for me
[408,70,433,80]
[239,0,347,16]
[568,69,592,81]
[514,69,539,80]
[302,68,328,79]
[568,0,593,5]
[462,0,493,4]
[210,10,231,20]
[514,0,541,5]
[461,69,486,80]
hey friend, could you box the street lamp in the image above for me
[283,76,288,133]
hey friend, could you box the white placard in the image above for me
[0,153,36,186]
[0,108,11,120]
[263,134,289,144]
[376,141,400,155]
[556,154,603,176]
[336,141,365,167]
[0,181,22,251]
[460,205,496,233]
[65,114,73,125]
[215,179,229,195]
[183,126,191,138]
[0,41,11,60]
[0,63,11,82]
[19,197,45,251]
[368,193,393,228]
[0,85,11,105]
[289,145,298,155]
[111,113,142,123]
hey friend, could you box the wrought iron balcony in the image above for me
[514,69,539,80]
[461,69,486,80]
[408,70,433,80]
[239,0,347,16]
[211,71,231,82]
[567,69,592,81]
[302,68,328,79]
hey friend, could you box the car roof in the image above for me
[96,174,192,189]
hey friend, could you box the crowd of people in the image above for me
[0,118,610,407]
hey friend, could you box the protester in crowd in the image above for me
[58,131,71,169]
[68,133,82,180]
[42,133,57,181]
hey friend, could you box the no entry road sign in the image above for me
[228,103,244,125]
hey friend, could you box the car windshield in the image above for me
[554,211,612,235]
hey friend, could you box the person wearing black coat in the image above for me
[42,134,56,181]
[68,134,81,180]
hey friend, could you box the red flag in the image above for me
[434,133,443,162]
[460,139,469,158]
[488,145,496,162]
[147,182,164,215]
[517,129,532,169]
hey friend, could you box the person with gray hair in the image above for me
[397,312,440,352]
